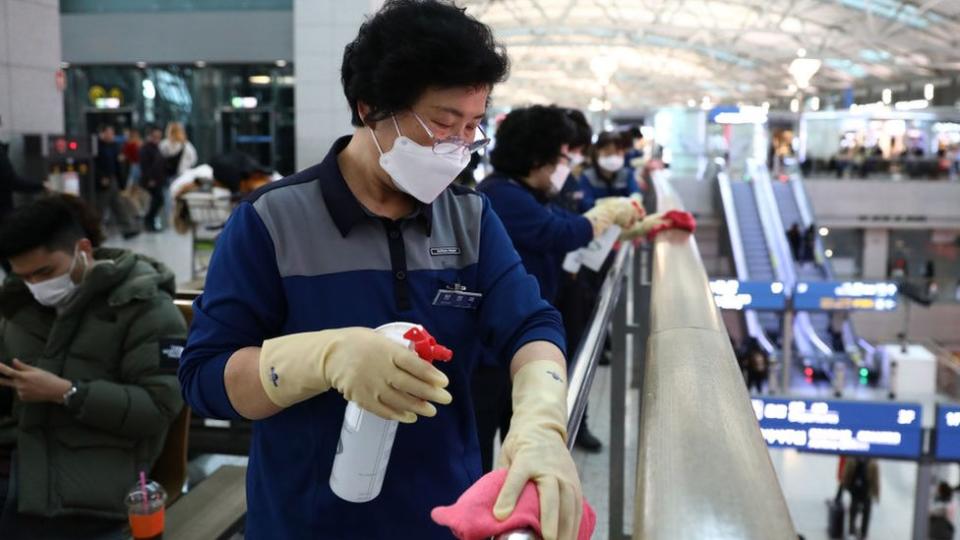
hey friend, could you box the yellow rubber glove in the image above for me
[618,212,671,240]
[595,196,645,229]
[582,204,615,236]
[493,360,583,540]
[259,328,452,422]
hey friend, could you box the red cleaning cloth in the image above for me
[431,469,596,540]
[646,209,696,240]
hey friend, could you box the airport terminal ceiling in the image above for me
[461,0,960,110]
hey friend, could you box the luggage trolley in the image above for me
[181,191,233,280]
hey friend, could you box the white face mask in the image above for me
[549,162,571,193]
[370,117,470,204]
[598,154,625,173]
[25,248,87,307]
[569,153,585,167]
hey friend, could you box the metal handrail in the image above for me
[634,174,797,539]
[496,242,634,540]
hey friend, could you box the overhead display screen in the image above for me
[709,279,786,311]
[752,398,922,459]
[935,404,960,461]
[793,281,899,311]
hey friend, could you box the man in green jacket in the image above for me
[0,195,185,539]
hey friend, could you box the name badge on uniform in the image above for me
[433,283,482,310]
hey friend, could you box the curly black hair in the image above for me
[0,194,103,261]
[341,0,509,127]
[490,105,575,179]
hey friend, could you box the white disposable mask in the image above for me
[549,163,571,193]
[25,248,87,307]
[370,117,470,204]
[598,154,625,173]
[569,153,585,167]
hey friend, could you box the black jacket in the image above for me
[139,141,166,188]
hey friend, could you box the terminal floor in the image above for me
[116,229,948,539]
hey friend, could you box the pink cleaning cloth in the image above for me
[431,469,596,540]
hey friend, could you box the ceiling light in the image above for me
[788,58,822,89]
[924,83,934,101]
[687,99,696,107]
[819,227,829,236]
[810,96,820,111]
[824,249,833,258]
[249,75,272,85]
[788,84,798,94]
[790,98,800,113]
[135,61,147,69]
[882,88,892,104]
[195,61,206,68]
[797,48,807,58]
[275,60,288,67]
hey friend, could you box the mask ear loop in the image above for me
[366,115,403,156]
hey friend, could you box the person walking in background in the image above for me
[801,223,816,264]
[841,456,879,540]
[139,126,167,233]
[121,128,142,190]
[578,131,640,210]
[159,122,198,230]
[744,337,769,394]
[929,481,956,540]
[93,125,138,239]
[786,222,802,261]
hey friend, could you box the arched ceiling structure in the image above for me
[460,0,960,110]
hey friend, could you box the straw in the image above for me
[139,471,148,512]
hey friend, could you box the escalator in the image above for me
[771,181,834,350]
[771,173,877,378]
[716,171,777,352]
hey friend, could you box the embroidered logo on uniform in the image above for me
[430,246,461,256]
[158,338,186,373]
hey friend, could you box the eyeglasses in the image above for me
[410,112,490,155]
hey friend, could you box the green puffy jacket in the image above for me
[0,248,185,519]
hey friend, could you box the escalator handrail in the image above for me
[635,172,797,540]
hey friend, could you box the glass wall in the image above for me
[821,228,864,278]
[63,64,296,175]
[889,229,960,302]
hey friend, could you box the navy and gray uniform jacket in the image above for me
[477,173,593,305]
[178,137,566,540]
[578,165,639,210]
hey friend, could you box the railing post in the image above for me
[609,267,629,540]
[781,308,794,394]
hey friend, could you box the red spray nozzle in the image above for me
[403,327,454,363]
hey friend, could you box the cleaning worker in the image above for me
[472,105,640,469]
[178,2,582,539]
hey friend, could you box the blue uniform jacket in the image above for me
[178,137,565,539]
[578,165,639,210]
[477,173,594,305]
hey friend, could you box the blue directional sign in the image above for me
[752,397,923,459]
[709,280,786,311]
[935,404,960,461]
[793,281,899,312]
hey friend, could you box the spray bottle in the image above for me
[329,322,453,503]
